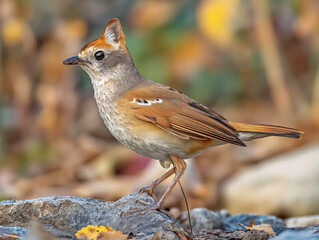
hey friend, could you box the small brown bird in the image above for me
[63,19,303,212]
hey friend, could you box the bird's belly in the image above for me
[115,121,222,161]
[99,113,172,161]
[106,122,191,161]
[112,126,187,161]
[98,105,222,161]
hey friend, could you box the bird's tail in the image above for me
[229,122,304,141]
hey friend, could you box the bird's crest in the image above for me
[81,18,127,53]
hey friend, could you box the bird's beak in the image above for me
[62,56,85,65]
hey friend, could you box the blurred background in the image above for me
[0,0,318,218]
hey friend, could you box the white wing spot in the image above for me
[131,98,163,106]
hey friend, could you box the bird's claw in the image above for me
[139,185,157,200]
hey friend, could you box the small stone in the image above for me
[178,208,223,231]
[285,215,319,228]
[273,230,319,240]
[222,214,285,233]
[223,144,319,217]
[152,230,178,240]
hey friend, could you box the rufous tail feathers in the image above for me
[229,122,304,141]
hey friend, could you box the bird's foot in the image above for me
[139,185,157,200]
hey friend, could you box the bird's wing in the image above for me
[117,85,245,146]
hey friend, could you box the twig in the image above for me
[178,179,193,235]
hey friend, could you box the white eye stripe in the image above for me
[131,98,163,106]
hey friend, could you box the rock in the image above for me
[152,230,183,240]
[303,224,319,234]
[192,229,270,240]
[2,193,319,239]
[177,208,223,231]
[222,144,319,216]
[285,215,319,228]
[272,230,319,240]
[177,208,319,239]
[0,192,186,239]
[222,213,285,233]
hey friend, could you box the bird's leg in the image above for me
[150,155,186,211]
[122,155,186,216]
[139,168,175,200]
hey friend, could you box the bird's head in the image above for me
[63,18,131,81]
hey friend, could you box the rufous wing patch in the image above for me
[119,85,246,146]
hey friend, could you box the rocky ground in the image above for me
[0,192,319,239]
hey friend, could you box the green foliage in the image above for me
[186,69,242,105]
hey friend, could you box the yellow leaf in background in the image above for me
[75,225,129,240]
[2,18,24,46]
[240,220,276,237]
[197,0,239,47]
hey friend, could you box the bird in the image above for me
[63,18,303,213]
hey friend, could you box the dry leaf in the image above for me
[75,225,128,240]
[240,220,276,237]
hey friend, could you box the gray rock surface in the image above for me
[1,193,319,239]
[272,230,319,240]
[193,229,270,240]
[222,213,285,233]
[178,208,223,231]
[0,192,185,239]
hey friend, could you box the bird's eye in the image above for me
[94,51,105,61]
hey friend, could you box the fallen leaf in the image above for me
[239,220,276,237]
[75,225,129,240]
